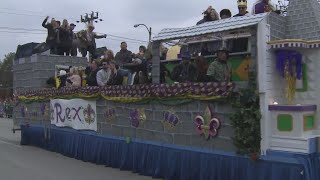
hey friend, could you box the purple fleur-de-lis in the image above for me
[130,109,139,128]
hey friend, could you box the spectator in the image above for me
[69,23,77,56]
[97,61,123,86]
[196,6,219,25]
[252,0,275,15]
[200,43,212,56]
[57,19,72,56]
[106,61,123,85]
[0,100,4,118]
[96,61,111,86]
[86,59,99,86]
[234,0,249,17]
[115,42,134,85]
[171,52,197,83]
[77,24,106,59]
[42,16,59,54]
[101,49,115,64]
[195,56,209,82]
[220,9,232,19]
[207,48,232,82]
[160,47,168,60]
[66,67,82,87]
[132,45,147,64]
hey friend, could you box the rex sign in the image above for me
[50,99,97,131]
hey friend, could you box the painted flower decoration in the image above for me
[83,104,96,124]
[162,110,180,129]
[194,106,221,140]
[130,108,146,128]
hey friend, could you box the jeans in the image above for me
[119,69,133,85]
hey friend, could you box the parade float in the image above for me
[13,0,320,179]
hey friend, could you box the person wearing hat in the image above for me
[69,23,77,56]
[77,23,107,59]
[207,48,232,82]
[234,0,249,17]
[220,9,232,19]
[171,52,197,83]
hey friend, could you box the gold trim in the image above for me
[268,39,320,45]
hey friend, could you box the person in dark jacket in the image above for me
[86,60,99,86]
[42,16,59,54]
[107,61,123,85]
[69,23,77,56]
[171,52,197,83]
[115,42,133,85]
[57,19,72,56]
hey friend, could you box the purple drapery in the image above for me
[276,50,303,80]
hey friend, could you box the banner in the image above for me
[50,99,97,131]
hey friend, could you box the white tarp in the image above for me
[50,99,97,131]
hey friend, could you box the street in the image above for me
[0,118,153,180]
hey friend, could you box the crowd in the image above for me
[0,98,13,118]
[43,0,276,87]
[196,0,276,25]
[42,16,106,58]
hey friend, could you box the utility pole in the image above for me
[276,0,290,16]
[76,11,103,24]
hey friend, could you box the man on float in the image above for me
[207,48,232,82]
[252,0,276,14]
[233,0,249,17]
[220,9,232,19]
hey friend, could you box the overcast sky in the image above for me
[0,0,279,61]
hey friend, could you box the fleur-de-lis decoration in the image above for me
[194,106,221,141]
[83,104,95,124]
[104,108,116,122]
[21,105,27,118]
[162,110,180,129]
[50,104,55,122]
[130,108,146,128]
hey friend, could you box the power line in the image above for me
[0,30,46,35]
[0,7,43,14]
[0,25,148,43]
[0,27,46,32]
[106,37,146,45]
[108,34,148,43]
[0,30,145,44]
[0,11,79,21]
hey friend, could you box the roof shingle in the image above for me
[153,13,268,41]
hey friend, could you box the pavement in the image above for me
[0,118,154,180]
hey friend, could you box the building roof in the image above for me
[153,13,268,41]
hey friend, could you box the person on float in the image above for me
[115,42,134,85]
[233,0,249,17]
[66,67,82,87]
[69,23,77,56]
[252,0,276,14]
[42,16,59,54]
[220,9,232,19]
[171,52,197,83]
[86,59,99,86]
[196,6,220,25]
[77,23,107,59]
[207,48,232,82]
